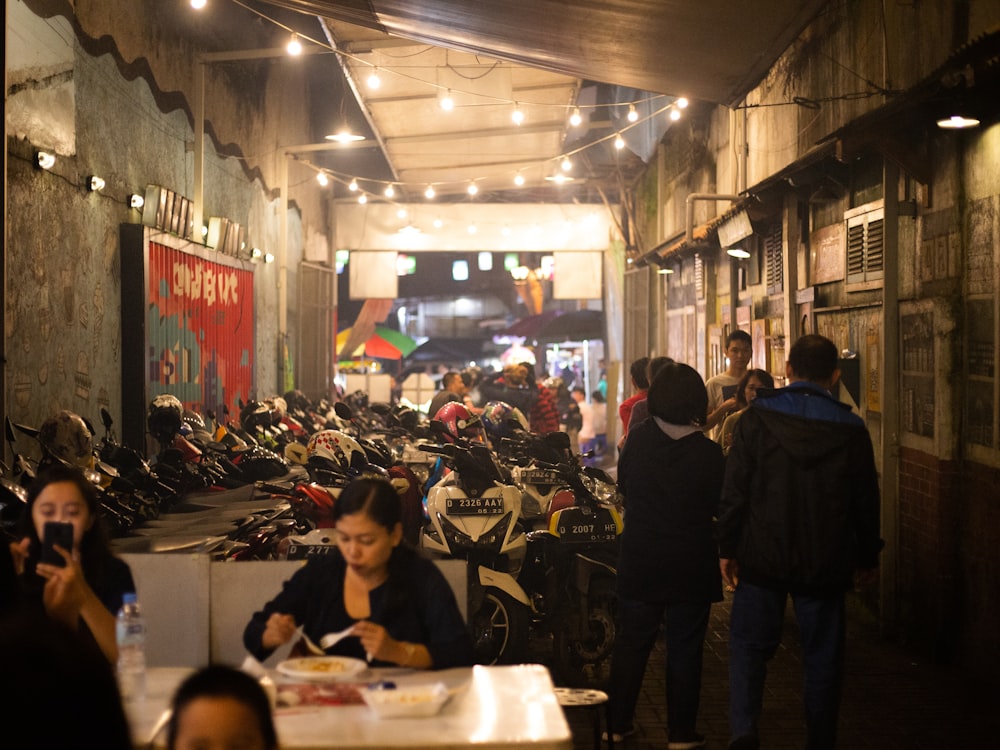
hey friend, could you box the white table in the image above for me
[129,664,572,749]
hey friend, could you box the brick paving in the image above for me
[549,591,998,749]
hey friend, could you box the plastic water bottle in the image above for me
[116,592,147,702]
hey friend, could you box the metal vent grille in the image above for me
[846,207,884,284]
[764,223,783,293]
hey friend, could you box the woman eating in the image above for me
[243,477,474,669]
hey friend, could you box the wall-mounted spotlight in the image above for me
[128,193,145,209]
[726,247,751,259]
[264,252,275,263]
[251,247,263,260]
[35,151,56,170]
[87,175,106,192]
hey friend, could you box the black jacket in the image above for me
[717,382,883,593]
[617,419,725,603]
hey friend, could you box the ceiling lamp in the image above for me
[546,173,572,185]
[190,0,207,8]
[326,129,365,143]
[627,104,639,122]
[513,172,525,186]
[467,182,479,196]
[367,68,381,90]
[35,151,55,170]
[440,90,454,111]
[384,184,395,198]
[286,33,302,57]
[726,247,751,259]
[569,108,582,127]
[937,113,980,129]
[87,175,106,192]
[511,103,524,125]
[424,185,436,199]
[316,171,329,187]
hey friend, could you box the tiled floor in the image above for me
[545,591,997,749]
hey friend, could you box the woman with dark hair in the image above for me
[167,664,278,750]
[244,477,473,668]
[607,362,724,749]
[8,463,135,663]
[719,368,775,455]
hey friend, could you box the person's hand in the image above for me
[351,620,393,662]
[261,613,298,650]
[853,567,878,590]
[719,396,738,414]
[9,537,30,576]
[720,558,739,591]
[35,546,88,627]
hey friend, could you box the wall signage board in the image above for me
[121,225,255,452]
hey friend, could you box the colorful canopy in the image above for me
[336,326,419,360]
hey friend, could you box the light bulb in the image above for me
[316,172,329,187]
[502,225,511,237]
[627,104,638,122]
[287,33,302,56]
[87,175,105,192]
[433,218,443,229]
[676,97,689,109]
[440,90,454,111]
[614,134,625,150]
[384,184,395,198]
[251,247,263,259]
[424,185,436,199]
[35,151,55,170]
[128,193,145,209]
[348,179,358,192]
[190,0,207,8]
[358,193,368,204]
[467,224,477,234]
[569,108,582,127]
[397,208,408,219]
[367,68,381,89]
[670,109,682,121]
[467,183,479,196]
[264,252,275,263]
[511,103,524,125]
[514,172,525,186]
[561,157,572,172]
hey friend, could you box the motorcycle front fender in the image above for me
[477,565,531,607]
[570,552,617,596]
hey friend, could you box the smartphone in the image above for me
[41,521,75,567]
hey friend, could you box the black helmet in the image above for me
[39,410,93,468]
[240,400,272,433]
[147,394,183,445]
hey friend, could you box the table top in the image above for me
[129,663,572,750]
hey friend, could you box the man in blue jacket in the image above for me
[718,334,883,750]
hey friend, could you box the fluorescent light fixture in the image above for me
[658,267,675,274]
[504,253,520,271]
[87,175,105,192]
[726,247,751,259]
[478,252,493,271]
[35,151,56,170]
[452,260,469,281]
[128,193,145,209]
[325,130,365,143]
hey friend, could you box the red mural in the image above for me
[146,241,254,416]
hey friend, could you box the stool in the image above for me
[553,687,613,750]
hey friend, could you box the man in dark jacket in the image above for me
[717,334,883,750]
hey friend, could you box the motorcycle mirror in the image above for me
[12,421,40,440]
[334,401,353,420]
[370,402,391,416]
[543,431,571,450]
[81,415,97,437]
[4,418,16,446]
[100,407,114,431]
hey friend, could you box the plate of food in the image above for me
[361,682,450,718]
[276,656,367,682]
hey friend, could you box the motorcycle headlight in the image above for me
[582,473,617,504]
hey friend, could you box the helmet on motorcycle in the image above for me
[240,400,273,433]
[433,402,485,444]
[147,394,183,445]
[39,410,93,468]
[181,409,214,443]
[480,400,527,443]
[542,376,565,392]
[269,396,288,419]
[306,429,367,473]
[283,389,311,414]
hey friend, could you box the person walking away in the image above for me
[617,357,650,450]
[704,330,753,442]
[572,388,595,461]
[626,356,674,435]
[586,390,608,465]
[523,364,560,434]
[607,362,724,749]
[427,371,467,419]
[718,334,883,750]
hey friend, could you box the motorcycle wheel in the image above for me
[470,588,529,665]
[552,575,617,688]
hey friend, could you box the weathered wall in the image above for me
[5,0,330,435]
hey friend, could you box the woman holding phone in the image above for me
[8,463,135,663]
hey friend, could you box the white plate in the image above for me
[276,656,367,682]
[361,682,450,718]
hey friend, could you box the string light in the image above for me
[627,104,638,122]
[424,185,436,199]
[348,179,359,192]
[190,0,207,8]
[358,193,368,204]
[511,102,524,125]
[316,171,329,187]
[670,109,681,121]
[286,33,302,56]
[467,182,479,196]
[569,108,582,127]
[614,134,625,150]
[561,157,572,172]
[367,67,381,89]
[440,90,454,111]
[384,184,395,198]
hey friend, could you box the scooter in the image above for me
[418,429,532,665]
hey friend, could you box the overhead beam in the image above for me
[386,120,565,145]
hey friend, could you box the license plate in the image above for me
[446,496,505,515]
[553,507,619,542]
[285,543,338,559]
[520,469,561,483]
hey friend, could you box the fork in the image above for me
[319,625,357,650]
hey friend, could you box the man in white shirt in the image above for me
[704,330,752,442]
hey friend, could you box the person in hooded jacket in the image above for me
[718,334,883,750]
[607,362,724,750]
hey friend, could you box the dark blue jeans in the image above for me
[608,598,711,739]
[728,582,846,750]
